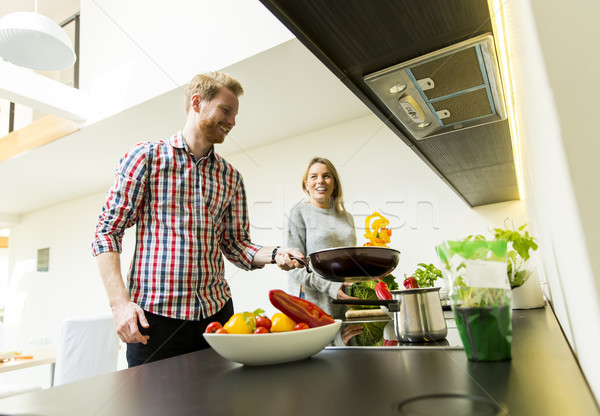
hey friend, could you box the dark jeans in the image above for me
[126,298,234,367]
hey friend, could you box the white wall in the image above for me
[505,0,600,401]
[79,0,294,123]
[2,193,119,350]
[215,114,528,316]
[0,246,7,303]
[3,113,528,350]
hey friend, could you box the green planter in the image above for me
[454,306,512,361]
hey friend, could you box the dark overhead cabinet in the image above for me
[259,0,520,207]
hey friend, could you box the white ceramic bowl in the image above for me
[203,319,342,366]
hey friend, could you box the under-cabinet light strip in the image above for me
[489,0,525,200]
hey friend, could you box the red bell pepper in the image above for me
[269,289,334,328]
[403,276,419,289]
[375,281,393,300]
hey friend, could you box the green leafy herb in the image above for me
[410,263,442,288]
[436,240,510,308]
[460,225,539,287]
[493,225,538,287]
[492,225,538,261]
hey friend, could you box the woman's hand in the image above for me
[341,324,363,345]
[337,282,358,300]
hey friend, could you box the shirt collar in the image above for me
[170,131,216,161]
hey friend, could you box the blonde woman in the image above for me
[283,157,358,319]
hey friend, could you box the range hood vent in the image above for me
[364,34,506,140]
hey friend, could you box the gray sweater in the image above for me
[283,200,357,319]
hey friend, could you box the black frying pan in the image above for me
[291,246,401,282]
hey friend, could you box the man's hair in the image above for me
[184,71,244,113]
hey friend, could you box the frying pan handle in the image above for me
[290,256,312,273]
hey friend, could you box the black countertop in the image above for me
[0,305,598,416]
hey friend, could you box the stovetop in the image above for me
[326,317,464,350]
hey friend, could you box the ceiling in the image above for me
[259,0,520,207]
[0,0,520,223]
[0,37,371,219]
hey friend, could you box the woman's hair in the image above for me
[184,71,244,113]
[302,157,346,214]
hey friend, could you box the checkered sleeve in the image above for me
[92,142,148,256]
[218,174,261,270]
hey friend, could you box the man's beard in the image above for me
[199,118,227,144]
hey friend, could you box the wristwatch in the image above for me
[271,246,280,264]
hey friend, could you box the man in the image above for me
[92,71,303,367]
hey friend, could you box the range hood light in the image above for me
[417,122,431,129]
[388,84,406,94]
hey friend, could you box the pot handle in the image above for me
[290,256,312,273]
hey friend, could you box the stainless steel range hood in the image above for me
[364,34,506,140]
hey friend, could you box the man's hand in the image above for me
[112,301,150,344]
[273,246,306,271]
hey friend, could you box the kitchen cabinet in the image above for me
[0,306,597,415]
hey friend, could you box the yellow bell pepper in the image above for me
[223,312,256,334]
[270,313,297,332]
[364,212,392,247]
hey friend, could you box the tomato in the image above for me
[223,312,256,334]
[215,328,228,334]
[256,315,272,331]
[253,326,270,334]
[294,322,309,331]
[270,313,296,332]
[205,321,223,333]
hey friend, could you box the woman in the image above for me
[284,157,358,320]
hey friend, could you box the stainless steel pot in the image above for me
[390,287,447,342]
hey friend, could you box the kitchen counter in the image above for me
[0,305,597,415]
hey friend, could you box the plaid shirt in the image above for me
[92,131,261,320]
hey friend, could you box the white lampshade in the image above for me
[0,11,76,71]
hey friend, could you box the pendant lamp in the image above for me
[0,7,76,71]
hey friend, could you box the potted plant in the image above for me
[466,224,539,288]
[436,240,512,361]
[492,224,538,288]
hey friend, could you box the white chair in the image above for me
[53,313,120,386]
